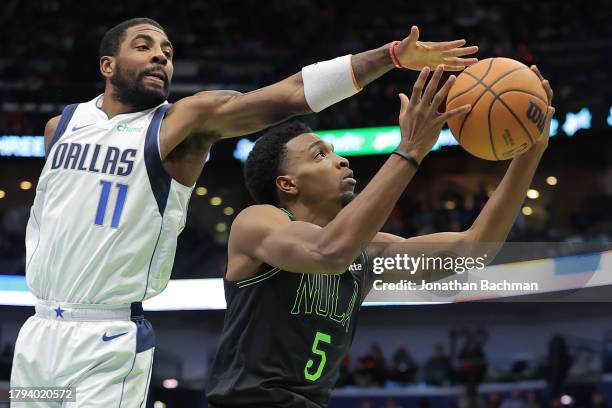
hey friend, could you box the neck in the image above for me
[285,199,341,227]
[100,87,138,119]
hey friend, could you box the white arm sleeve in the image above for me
[301,55,361,113]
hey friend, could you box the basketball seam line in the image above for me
[457,65,528,150]
[484,88,539,145]
[497,96,536,145]
[487,98,500,160]
[493,88,548,105]
[487,88,548,154]
[449,58,496,104]
[456,59,495,144]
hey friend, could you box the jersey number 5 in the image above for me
[304,331,331,382]
[95,180,128,228]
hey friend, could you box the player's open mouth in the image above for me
[143,71,166,86]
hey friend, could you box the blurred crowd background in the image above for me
[0,3,611,405]
[1,0,610,278]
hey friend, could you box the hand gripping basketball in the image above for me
[397,65,472,162]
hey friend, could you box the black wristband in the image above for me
[392,150,420,170]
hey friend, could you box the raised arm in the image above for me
[370,66,555,265]
[160,27,478,158]
[228,67,471,279]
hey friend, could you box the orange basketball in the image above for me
[446,58,548,160]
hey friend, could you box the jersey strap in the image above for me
[144,104,173,216]
[46,104,78,158]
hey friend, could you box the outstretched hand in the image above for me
[394,26,479,71]
[397,65,471,162]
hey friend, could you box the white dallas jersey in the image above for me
[26,95,193,304]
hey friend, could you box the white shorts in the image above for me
[10,301,155,407]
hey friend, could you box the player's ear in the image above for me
[276,175,298,197]
[100,56,115,79]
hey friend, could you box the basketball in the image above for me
[446,57,548,160]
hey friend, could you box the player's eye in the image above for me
[136,45,149,51]
[163,50,173,59]
[315,150,326,159]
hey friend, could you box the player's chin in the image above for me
[340,191,356,208]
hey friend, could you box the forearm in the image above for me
[467,148,545,243]
[351,44,395,88]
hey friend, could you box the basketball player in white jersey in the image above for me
[10,17,478,407]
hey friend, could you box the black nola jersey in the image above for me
[206,211,371,408]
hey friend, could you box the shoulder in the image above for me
[231,205,291,235]
[44,115,62,151]
[160,90,244,150]
[228,205,291,272]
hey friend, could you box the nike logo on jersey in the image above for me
[72,123,94,132]
[102,332,128,342]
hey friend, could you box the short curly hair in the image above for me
[244,121,313,205]
[99,18,165,60]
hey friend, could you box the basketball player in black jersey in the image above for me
[206,65,554,407]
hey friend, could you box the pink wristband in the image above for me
[388,41,403,68]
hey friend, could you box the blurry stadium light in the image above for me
[560,395,573,406]
[233,138,256,162]
[210,196,222,206]
[444,200,456,210]
[215,222,227,232]
[162,378,178,389]
[0,135,45,157]
[19,181,32,190]
[522,206,533,216]
[546,176,558,186]
[0,190,5,199]
[232,126,459,162]
[195,186,208,196]
[562,107,591,136]
[526,189,540,199]
[153,402,167,408]
[549,118,559,137]
[607,107,612,127]
[223,206,234,216]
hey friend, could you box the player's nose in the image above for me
[151,50,168,66]
[336,155,349,169]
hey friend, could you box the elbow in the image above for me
[461,229,501,266]
[311,243,356,275]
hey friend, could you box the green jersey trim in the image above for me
[237,267,280,288]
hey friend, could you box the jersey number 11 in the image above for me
[94,180,128,228]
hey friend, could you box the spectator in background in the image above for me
[547,336,573,398]
[500,390,526,408]
[591,391,608,408]
[384,399,405,408]
[419,398,433,408]
[458,337,487,386]
[458,384,485,408]
[360,399,375,408]
[337,354,355,388]
[526,390,541,408]
[424,344,453,385]
[390,346,418,384]
[487,392,502,408]
[356,343,388,387]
